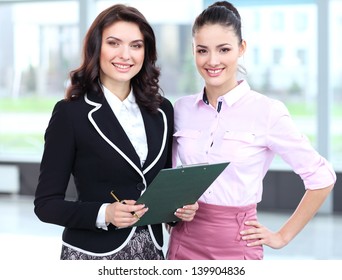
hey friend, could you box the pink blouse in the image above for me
[172,80,336,206]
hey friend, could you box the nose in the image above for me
[119,45,130,60]
[208,52,220,66]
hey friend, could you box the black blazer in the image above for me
[34,90,174,254]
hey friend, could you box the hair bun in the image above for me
[209,1,241,20]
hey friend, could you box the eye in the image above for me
[220,47,231,53]
[107,40,119,47]
[131,42,144,49]
[197,48,208,54]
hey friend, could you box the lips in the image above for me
[112,63,132,70]
[206,68,224,76]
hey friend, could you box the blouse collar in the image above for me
[198,80,250,107]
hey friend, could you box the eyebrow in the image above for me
[196,43,232,49]
[106,36,144,44]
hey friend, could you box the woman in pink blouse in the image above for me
[167,1,336,260]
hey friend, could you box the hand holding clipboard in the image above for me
[133,162,229,227]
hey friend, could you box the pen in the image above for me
[110,190,140,220]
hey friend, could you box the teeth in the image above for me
[114,64,130,69]
[207,69,222,74]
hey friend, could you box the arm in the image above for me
[241,100,336,249]
[34,100,102,230]
[241,184,333,248]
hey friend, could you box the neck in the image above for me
[102,81,131,101]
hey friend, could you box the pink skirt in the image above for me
[167,202,263,260]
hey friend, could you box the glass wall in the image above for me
[0,0,341,171]
[237,2,319,168]
[331,0,342,168]
[0,1,79,161]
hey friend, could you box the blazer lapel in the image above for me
[84,92,141,169]
[85,91,168,179]
[141,107,168,174]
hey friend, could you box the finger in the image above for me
[244,220,260,227]
[114,216,138,228]
[175,211,195,222]
[241,232,263,241]
[122,203,146,213]
[240,226,264,237]
[121,200,137,205]
[176,206,197,215]
[246,239,264,247]
[174,209,188,219]
[240,228,254,235]
[135,207,148,218]
[183,203,199,211]
[174,210,184,219]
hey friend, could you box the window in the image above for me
[252,47,260,65]
[239,2,318,168]
[294,12,308,32]
[271,11,285,32]
[296,49,307,65]
[0,1,79,161]
[330,0,342,168]
[273,48,283,65]
[0,0,340,171]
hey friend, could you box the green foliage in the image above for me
[0,97,58,113]
[0,133,44,154]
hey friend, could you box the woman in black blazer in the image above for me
[34,4,198,260]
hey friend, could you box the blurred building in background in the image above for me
[0,0,341,213]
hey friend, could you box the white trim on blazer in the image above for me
[83,93,168,253]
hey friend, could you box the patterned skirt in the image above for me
[60,228,164,260]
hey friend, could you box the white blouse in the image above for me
[103,85,148,167]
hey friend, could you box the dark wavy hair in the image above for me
[65,4,162,113]
[192,1,242,44]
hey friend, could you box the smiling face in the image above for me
[193,23,246,95]
[99,21,144,93]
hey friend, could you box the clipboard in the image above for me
[134,162,229,227]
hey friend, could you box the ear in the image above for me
[239,39,247,57]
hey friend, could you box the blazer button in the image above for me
[136,183,145,191]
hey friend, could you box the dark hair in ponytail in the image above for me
[192,1,242,44]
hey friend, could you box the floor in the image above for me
[1,194,342,261]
